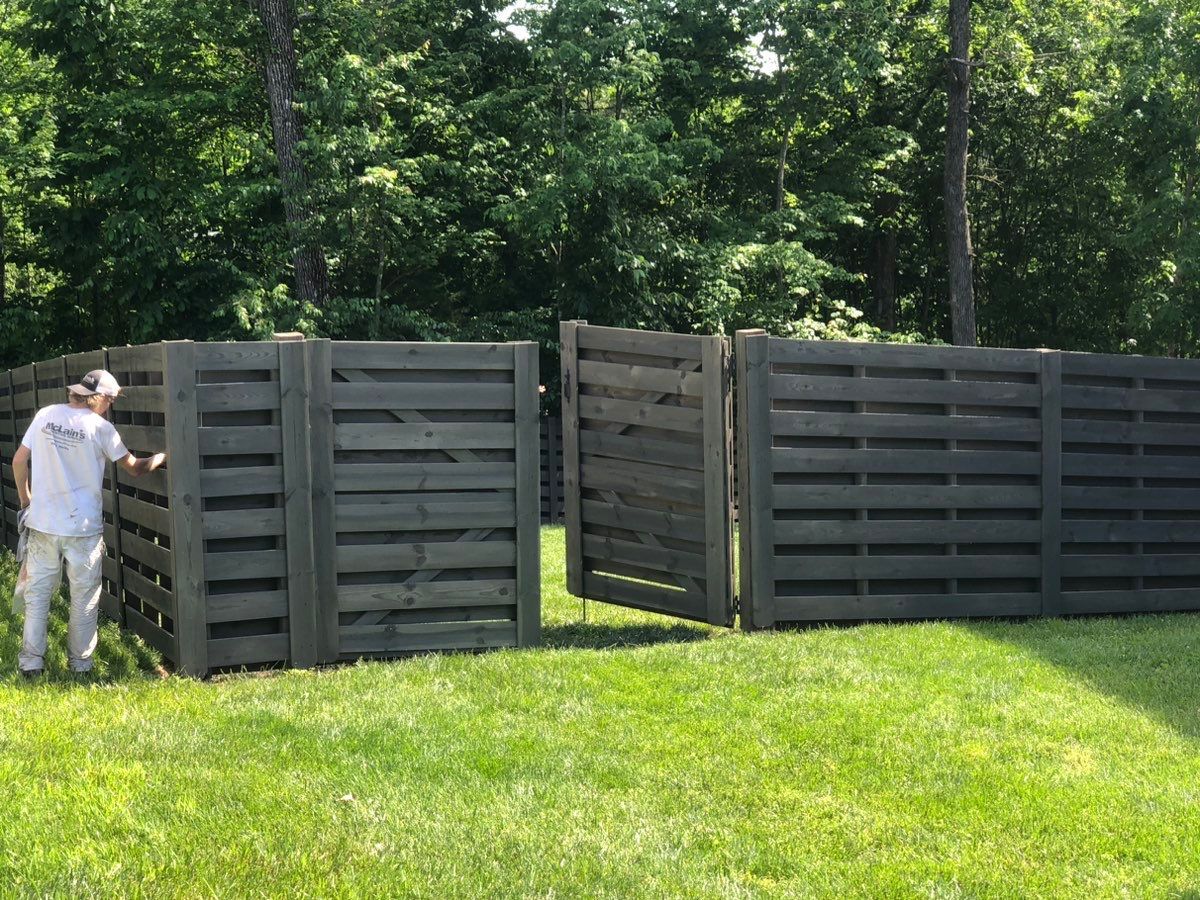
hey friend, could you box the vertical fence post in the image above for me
[276,333,318,668]
[1040,349,1063,616]
[102,348,127,625]
[305,337,339,664]
[162,340,208,676]
[514,341,542,647]
[560,320,584,597]
[701,335,735,626]
[736,329,775,629]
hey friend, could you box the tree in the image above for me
[944,0,976,345]
[253,0,331,307]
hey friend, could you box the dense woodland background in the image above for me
[0,0,1197,375]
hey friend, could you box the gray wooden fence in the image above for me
[560,321,735,626]
[541,416,564,523]
[736,331,1200,625]
[0,337,541,675]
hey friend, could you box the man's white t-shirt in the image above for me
[21,404,128,537]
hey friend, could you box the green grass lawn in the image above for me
[2,527,1199,898]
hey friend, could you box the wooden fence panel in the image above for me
[1058,351,1200,614]
[737,333,1049,624]
[561,322,735,626]
[320,340,539,658]
[108,344,177,660]
[3,337,541,675]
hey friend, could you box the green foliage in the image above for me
[1,0,1198,365]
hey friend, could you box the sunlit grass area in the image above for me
[1,526,1198,897]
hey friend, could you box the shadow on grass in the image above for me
[542,620,713,651]
[965,612,1200,740]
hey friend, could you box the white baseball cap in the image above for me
[68,369,122,398]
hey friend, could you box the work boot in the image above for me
[19,668,43,681]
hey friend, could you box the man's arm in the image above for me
[13,444,31,508]
[117,452,166,477]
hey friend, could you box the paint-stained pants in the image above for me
[19,530,105,673]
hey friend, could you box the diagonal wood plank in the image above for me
[596,488,703,595]
[585,357,702,438]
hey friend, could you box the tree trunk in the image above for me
[871,195,899,330]
[254,0,330,307]
[944,0,976,346]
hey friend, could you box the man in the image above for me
[12,369,165,678]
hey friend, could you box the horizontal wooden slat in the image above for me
[121,566,174,617]
[1060,555,1200,578]
[1061,351,1200,381]
[199,466,284,497]
[116,385,166,412]
[202,508,286,539]
[205,549,288,580]
[107,344,163,373]
[1058,588,1200,614]
[193,342,279,371]
[333,422,515,451]
[773,554,1041,580]
[207,633,290,668]
[117,495,172,534]
[334,463,514,492]
[337,540,517,573]
[581,572,705,619]
[771,410,1042,441]
[773,484,1042,509]
[773,520,1042,545]
[332,342,516,370]
[1062,487,1200,510]
[120,531,171,573]
[577,394,703,433]
[196,382,279,413]
[331,382,513,409]
[577,324,704,361]
[771,372,1041,407]
[1062,384,1200,414]
[118,467,167,494]
[207,590,290,623]
[772,448,1041,475]
[580,498,707,544]
[1062,419,1200,447]
[1062,521,1200,543]
[774,592,1043,620]
[578,359,703,397]
[580,460,705,506]
[1062,453,1200,479]
[335,499,515,532]
[337,579,518,612]
[124,605,176,658]
[583,533,707,578]
[768,338,1043,372]
[579,429,703,470]
[197,426,283,455]
[338,621,518,654]
[116,424,167,453]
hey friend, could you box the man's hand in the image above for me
[118,452,167,477]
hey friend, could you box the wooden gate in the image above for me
[560,322,735,626]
